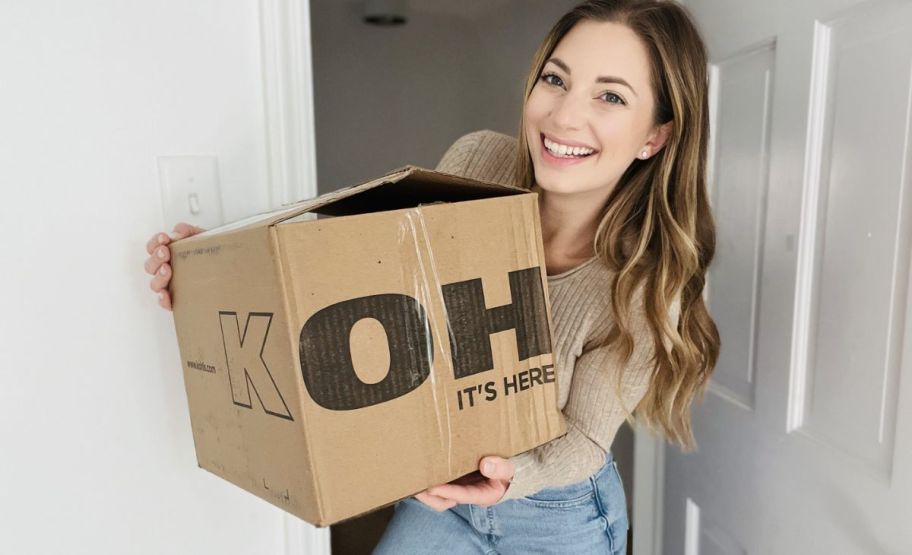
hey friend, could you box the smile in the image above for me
[540,133,598,165]
[542,135,596,157]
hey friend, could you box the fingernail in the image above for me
[483,461,494,474]
[158,292,165,301]
[159,266,167,276]
[157,247,165,258]
[158,233,167,244]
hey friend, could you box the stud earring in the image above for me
[640,149,649,159]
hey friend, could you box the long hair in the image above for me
[515,0,720,451]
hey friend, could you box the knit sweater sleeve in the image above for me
[498,285,657,502]
[434,129,518,187]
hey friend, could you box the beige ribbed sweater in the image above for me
[435,129,667,501]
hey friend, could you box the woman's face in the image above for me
[524,20,668,196]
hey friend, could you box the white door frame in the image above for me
[259,0,319,209]
[257,0,328,553]
[633,426,665,555]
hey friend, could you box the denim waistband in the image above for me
[520,451,616,501]
[593,450,615,480]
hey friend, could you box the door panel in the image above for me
[662,1,912,553]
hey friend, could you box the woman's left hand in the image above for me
[419,456,515,508]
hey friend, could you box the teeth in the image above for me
[543,136,594,157]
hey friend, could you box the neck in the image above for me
[532,182,612,259]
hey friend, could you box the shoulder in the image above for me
[435,129,518,187]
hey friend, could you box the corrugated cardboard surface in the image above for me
[170,225,319,521]
[277,194,564,523]
[169,167,566,526]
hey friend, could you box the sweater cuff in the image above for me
[496,452,538,502]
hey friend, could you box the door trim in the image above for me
[633,423,665,555]
[284,514,332,555]
[259,0,319,210]
[257,0,327,553]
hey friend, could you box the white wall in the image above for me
[0,1,289,553]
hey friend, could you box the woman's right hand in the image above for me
[145,222,206,311]
[413,491,458,512]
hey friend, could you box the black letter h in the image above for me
[441,267,552,379]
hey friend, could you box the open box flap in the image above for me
[272,165,527,222]
[185,165,527,241]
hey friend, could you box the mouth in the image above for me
[539,133,598,164]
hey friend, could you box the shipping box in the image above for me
[168,165,567,526]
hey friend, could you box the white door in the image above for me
[660,0,912,553]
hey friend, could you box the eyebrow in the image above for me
[545,57,638,97]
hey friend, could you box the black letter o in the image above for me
[299,294,433,410]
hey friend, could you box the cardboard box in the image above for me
[169,165,567,526]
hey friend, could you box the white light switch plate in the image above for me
[157,155,225,230]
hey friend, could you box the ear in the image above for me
[644,120,673,155]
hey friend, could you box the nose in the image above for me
[550,91,588,130]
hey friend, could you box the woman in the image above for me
[374,1,719,552]
[143,0,719,552]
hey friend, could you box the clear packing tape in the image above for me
[392,196,560,479]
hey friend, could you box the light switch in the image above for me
[157,155,225,230]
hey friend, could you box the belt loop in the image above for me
[591,452,612,483]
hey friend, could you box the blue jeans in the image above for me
[372,452,628,554]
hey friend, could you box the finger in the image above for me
[427,480,499,505]
[418,491,458,511]
[171,222,205,240]
[149,263,172,292]
[479,456,515,481]
[417,490,457,511]
[144,244,171,275]
[146,232,171,255]
[157,290,173,312]
[414,492,457,512]
[450,473,486,487]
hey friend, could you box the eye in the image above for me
[600,92,626,106]
[540,72,564,88]
[541,71,626,106]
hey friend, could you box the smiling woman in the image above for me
[524,19,672,197]
[373,1,720,553]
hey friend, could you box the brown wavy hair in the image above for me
[515,0,720,451]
